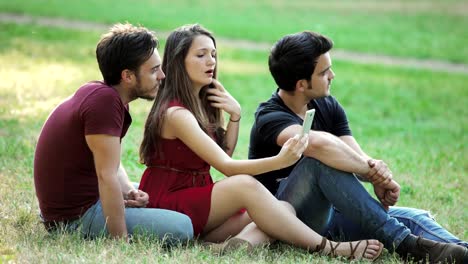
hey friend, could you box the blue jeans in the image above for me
[329,207,468,248]
[276,157,467,250]
[54,200,193,245]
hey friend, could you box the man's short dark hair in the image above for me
[268,31,333,91]
[96,23,158,86]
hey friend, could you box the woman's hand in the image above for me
[207,79,241,120]
[276,134,308,168]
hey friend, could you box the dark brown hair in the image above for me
[139,24,225,164]
[269,31,333,91]
[96,23,158,85]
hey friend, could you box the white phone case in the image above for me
[302,109,315,136]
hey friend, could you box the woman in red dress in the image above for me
[138,24,383,260]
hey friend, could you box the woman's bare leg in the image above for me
[203,202,293,245]
[232,201,294,246]
[202,175,383,260]
[202,211,252,242]
[234,222,274,246]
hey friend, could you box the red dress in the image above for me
[139,102,215,235]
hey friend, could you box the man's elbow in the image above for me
[306,132,339,156]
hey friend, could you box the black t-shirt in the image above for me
[248,90,352,194]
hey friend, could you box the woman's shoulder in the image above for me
[166,101,193,122]
[166,100,189,116]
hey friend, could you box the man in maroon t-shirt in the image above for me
[34,23,192,243]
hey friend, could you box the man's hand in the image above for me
[366,159,393,186]
[124,189,149,208]
[373,180,401,210]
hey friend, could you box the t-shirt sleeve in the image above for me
[256,110,299,146]
[331,97,352,136]
[80,89,124,137]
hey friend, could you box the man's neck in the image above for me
[112,84,132,105]
[278,89,309,116]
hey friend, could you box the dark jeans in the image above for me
[276,157,467,250]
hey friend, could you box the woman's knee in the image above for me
[227,175,264,193]
[279,201,296,215]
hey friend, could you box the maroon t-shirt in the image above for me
[34,81,132,222]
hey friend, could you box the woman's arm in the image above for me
[166,107,306,177]
[224,116,240,157]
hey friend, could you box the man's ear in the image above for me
[121,69,135,84]
[295,79,308,92]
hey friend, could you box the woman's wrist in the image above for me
[229,114,241,122]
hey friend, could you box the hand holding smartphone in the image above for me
[301,109,315,136]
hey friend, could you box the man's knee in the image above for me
[128,208,194,243]
[162,213,194,243]
[295,156,322,169]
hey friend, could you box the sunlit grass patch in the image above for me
[221,60,267,75]
[0,53,100,118]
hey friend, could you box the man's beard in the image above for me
[132,76,157,101]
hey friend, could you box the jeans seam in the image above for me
[390,214,451,243]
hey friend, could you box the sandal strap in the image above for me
[329,240,339,257]
[348,240,365,260]
[314,237,327,252]
[311,237,339,257]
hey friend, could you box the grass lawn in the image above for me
[0,0,467,63]
[0,15,467,264]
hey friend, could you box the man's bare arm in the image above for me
[339,135,400,208]
[277,125,371,176]
[117,164,135,195]
[85,134,127,239]
[117,164,149,208]
[340,135,392,185]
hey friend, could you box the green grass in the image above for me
[1,0,468,63]
[0,21,467,263]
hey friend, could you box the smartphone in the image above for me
[301,109,315,136]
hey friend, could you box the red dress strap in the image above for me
[167,100,186,108]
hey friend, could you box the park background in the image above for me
[0,0,466,263]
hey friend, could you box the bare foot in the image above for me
[203,237,253,256]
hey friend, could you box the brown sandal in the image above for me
[312,237,339,257]
[348,240,364,260]
[349,239,383,261]
[312,237,383,261]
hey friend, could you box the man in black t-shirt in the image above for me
[249,31,467,262]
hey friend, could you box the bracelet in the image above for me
[229,116,241,122]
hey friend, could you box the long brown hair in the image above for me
[139,24,225,165]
